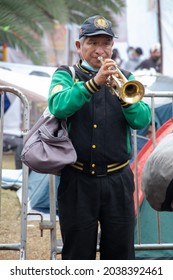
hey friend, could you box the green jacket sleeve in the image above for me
[122,102,151,129]
[48,70,92,118]
[121,73,151,129]
[119,74,151,129]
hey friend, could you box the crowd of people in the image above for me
[112,42,161,73]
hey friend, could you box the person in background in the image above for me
[121,47,143,72]
[48,15,151,260]
[126,46,135,58]
[111,48,123,67]
[133,47,143,69]
[1,92,23,169]
[135,43,161,73]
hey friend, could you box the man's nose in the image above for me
[96,46,105,55]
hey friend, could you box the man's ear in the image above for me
[75,40,82,57]
[75,40,81,50]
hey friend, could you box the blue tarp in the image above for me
[1,169,60,213]
[27,171,60,211]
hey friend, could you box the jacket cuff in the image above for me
[119,99,132,108]
[84,78,100,94]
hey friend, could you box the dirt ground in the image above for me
[0,188,62,260]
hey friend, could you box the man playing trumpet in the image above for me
[48,15,151,260]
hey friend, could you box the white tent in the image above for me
[0,62,56,102]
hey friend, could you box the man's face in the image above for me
[151,50,161,60]
[76,35,114,69]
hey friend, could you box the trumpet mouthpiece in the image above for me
[98,56,104,64]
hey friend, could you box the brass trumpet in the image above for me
[98,56,145,104]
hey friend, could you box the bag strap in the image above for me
[69,66,75,81]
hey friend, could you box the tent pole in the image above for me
[157,0,163,73]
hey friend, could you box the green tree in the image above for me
[0,0,125,64]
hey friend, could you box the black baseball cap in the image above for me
[79,15,118,39]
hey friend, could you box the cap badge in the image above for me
[94,17,109,29]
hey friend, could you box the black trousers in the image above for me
[58,164,135,260]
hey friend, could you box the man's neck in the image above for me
[81,60,99,72]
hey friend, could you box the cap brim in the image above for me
[86,30,118,38]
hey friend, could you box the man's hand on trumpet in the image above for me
[94,58,122,89]
[93,58,117,86]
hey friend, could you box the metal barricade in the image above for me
[0,86,30,260]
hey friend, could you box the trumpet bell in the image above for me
[97,56,145,104]
[120,80,145,104]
